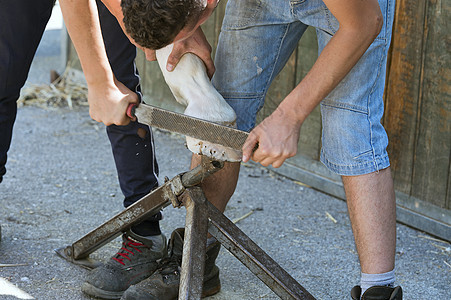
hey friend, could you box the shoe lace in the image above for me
[112,235,147,266]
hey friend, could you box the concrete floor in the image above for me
[0,3,450,300]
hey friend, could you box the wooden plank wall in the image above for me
[385,0,450,211]
[65,0,450,240]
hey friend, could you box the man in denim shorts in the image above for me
[61,0,402,299]
[210,1,402,300]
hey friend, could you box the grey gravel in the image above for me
[0,13,449,300]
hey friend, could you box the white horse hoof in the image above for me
[156,44,241,162]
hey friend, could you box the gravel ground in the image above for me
[0,106,450,300]
[0,7,449,299]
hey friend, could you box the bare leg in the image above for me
[343,167,396,274]
[190,154,240,213]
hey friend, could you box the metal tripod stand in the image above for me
[56,159,315,300]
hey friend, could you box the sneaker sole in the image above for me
[81,282,124,299]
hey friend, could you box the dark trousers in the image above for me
[0,1,161,228]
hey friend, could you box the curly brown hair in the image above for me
[121,0,204,50]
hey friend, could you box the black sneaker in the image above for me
[121,228,221,300]
[81,230,167,299]
[351,285,403,300]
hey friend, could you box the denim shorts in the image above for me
[212,0,395,176]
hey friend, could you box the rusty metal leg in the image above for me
[206,200,316,300]
[179,187,209,300]
[55,161,224,269]
[55,185,172,267]
[55,158,316,299]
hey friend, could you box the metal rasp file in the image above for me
[127,103,249,151]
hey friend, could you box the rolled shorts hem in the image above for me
[320,151,391,176]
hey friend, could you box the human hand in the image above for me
[166,27,215,78]
[242,107,302,168]
[87,78,139,126]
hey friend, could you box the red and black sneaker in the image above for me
[121,228,221,300]
[81,230,167,299]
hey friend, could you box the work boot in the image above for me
[81,230,167,299]
[121,228,221,300]
[351,285,403,300]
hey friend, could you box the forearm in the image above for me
[282,28,379,122]
[280,0,383,124]
[59,0,114,86]
[60,0,138,126]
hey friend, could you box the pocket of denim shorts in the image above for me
[222,0,264,30]
[321,100,368,115]
[353,149,373,160]
[290,0,307,5]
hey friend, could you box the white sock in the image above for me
[144,234,165,251]
[360,269,395,296]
